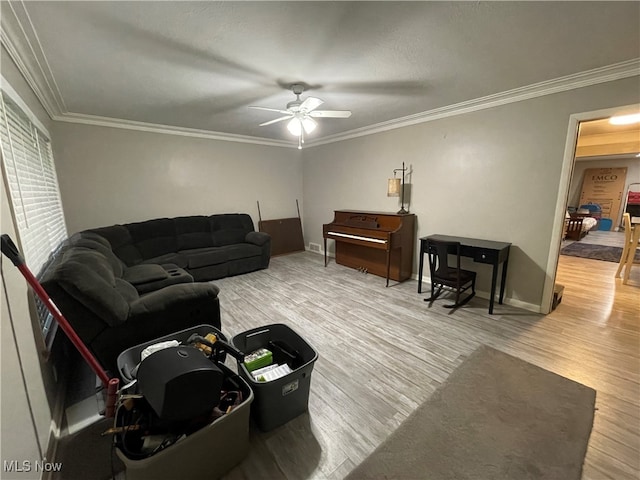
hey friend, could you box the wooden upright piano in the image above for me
[323,210,416,286]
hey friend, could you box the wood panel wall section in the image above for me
[259,217,305,256]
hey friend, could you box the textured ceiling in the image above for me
[3,1,640,147]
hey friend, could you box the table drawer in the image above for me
[474,249,498,264]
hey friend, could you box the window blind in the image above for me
[0,90,67,339]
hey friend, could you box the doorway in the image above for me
[542,103,640,313]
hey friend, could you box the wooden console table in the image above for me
[418,235,511,314]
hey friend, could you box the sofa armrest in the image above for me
[245,231,270,246]
[92,282,221,373]
[129,282,219,316]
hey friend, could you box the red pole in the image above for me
[105,378,119,418]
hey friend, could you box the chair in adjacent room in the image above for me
[615,213,634,278]
[578,202,602,222]
[424,239,476,309]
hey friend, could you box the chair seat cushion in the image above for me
[436,267,476,285]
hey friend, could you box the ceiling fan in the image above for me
[250,84,352,149]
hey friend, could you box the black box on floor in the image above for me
[231,323,318,432]
[553,283,564,310]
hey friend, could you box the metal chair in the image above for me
[424,239,476,309]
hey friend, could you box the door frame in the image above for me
[541,102,640,314]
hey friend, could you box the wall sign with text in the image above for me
[579,167,628,228]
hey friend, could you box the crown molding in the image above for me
[55,58,639,148]
[57,112,297,148]
[0,73,50,137]
[2,0,638,150]
[306,58,640,148]
[0,0,66,117]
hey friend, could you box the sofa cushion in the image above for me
[175,216,214,250]
[183,247,229,269]
[72,231,112,249]
[210,214,253,246]
[123,264,169,285]
[53,248,138,327]
[69,235,126,277]
[225,244,262,261]
[212,229,247,246]
[129,282,220,317]
[88,225,143,266]
[127,218,178,260]
[141,252,188,268]
[126,264,194,294]
[188,263,229,282]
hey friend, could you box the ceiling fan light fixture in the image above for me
[302,117,317,134]
[252,83,351,148]
[287,117,302,136]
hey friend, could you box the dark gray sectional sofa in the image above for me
[88,213,271,281]
[40,213,271,373]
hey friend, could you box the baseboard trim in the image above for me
[306,245,334,258]
[304,250,541,313]
[416,274,541,313]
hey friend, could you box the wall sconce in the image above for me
[387,162,408,214]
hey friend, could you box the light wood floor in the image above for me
[214,251,639,480]
[563,229,628,248]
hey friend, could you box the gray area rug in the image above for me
[561,242,640,263]
[346,345,596,480]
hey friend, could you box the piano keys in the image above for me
[323,210,416,286]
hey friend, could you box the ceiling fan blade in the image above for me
[259,115,292,127]
[309,110,352,118]
[250,106,291,115]
[299,97,324,112]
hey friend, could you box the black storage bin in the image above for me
[231,323,318,431]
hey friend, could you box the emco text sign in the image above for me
[579,167,627,227]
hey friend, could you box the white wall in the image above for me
[51,123,302,234]
[1,45,53,477]
[302,76,640,311]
